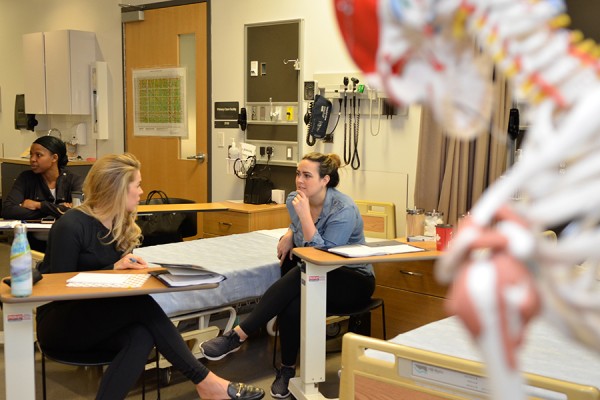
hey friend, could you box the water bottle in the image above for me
[10,224,32,297]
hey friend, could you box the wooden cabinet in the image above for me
[370,257,449,339]
[23,30,96,115]
[203,202,289,237]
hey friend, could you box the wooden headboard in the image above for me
[355,201,396,239]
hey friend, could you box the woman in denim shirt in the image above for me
[201,152,375,398]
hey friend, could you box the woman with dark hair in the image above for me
[201,152,375,399]
[37,153,265,400]
[2,135,84,250]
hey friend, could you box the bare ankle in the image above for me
[234,326,248,341]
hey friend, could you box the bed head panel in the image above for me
[355,201,396,239]
[340,333,600,400]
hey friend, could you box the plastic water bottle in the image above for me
[10,224,32,297]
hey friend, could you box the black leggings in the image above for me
[240,255,375,366]
[36,295,209,400]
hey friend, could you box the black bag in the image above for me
[137,190,196,246]
[244,176,273,204]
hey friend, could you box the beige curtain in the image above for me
[414,70,512,226]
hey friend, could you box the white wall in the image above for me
[0,0,421,235]
[211,0,422,235]
[0,0,124,161]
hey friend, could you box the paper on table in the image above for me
[328,243,425,258]
[66,273,150,288]
[0,220,19,229]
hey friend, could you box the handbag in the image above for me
[137,190,189,246]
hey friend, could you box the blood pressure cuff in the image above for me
[309,95,332,139]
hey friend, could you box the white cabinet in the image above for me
[23,30,96,115]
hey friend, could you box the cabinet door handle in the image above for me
[399,270,423,277]
[219,222,233,227]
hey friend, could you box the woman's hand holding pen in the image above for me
[114,254,148,270]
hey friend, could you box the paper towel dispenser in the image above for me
[14,94,38,131]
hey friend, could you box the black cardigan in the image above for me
[1,169,84,220]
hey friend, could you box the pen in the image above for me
[129,257,138,264]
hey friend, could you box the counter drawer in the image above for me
[373,286,448,337]
[373,260,448,298]
[203,211,250,235]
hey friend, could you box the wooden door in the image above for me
[124,3,208,205]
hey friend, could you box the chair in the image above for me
[39,344,160,400]
[138,194,198,247]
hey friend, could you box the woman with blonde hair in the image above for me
[201,152,375,398]
[36,153,264,400]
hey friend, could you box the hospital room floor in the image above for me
[0,240,343,399]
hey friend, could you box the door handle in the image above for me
[187,153,206,162]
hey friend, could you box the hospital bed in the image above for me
[133,228,285,381]
[340,316,600,399]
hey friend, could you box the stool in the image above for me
[40,345,160,399]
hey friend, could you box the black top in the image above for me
[38,209,120,274]
[1,169,84,220]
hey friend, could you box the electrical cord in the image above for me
[342,77,351,165]
[370,95,382,136]
[305,101,316,146]
[351,97,361,170]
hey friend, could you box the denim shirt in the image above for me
[286,188,373,276]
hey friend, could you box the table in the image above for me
[137,202,229,214]
[290,242,440,400]
[0,270,217,400]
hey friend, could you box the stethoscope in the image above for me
[346,77,361,170]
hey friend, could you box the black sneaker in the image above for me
[270,366,296,398]
[200,330,243,361]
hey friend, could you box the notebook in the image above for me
[328,242,425,258]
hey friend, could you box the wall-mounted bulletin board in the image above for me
[133,67,188,137]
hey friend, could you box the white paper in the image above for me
[66,273,150,288]
[328,243,425,258]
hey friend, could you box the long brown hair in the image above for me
[302,152,342,187]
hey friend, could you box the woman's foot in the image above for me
[196,372,264,400]
[270,365,296,399]
[201,330,245,361]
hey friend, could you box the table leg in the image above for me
[289,261,340,400]
[3,302,37,400]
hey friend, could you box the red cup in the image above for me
[435,224,453,251]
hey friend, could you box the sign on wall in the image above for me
[133,67,188,137]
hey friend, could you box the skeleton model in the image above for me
[335,0,600,398]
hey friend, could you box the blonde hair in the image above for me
[78,153,142,253]
[302,152,342,187]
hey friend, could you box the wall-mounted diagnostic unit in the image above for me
[245,20,302,166]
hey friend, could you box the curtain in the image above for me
[414,70,512,226]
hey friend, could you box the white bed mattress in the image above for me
[133,229,286,316]
[366,316,600,388]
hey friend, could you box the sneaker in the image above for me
[270,365,296,398]
[200,330,243,361]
